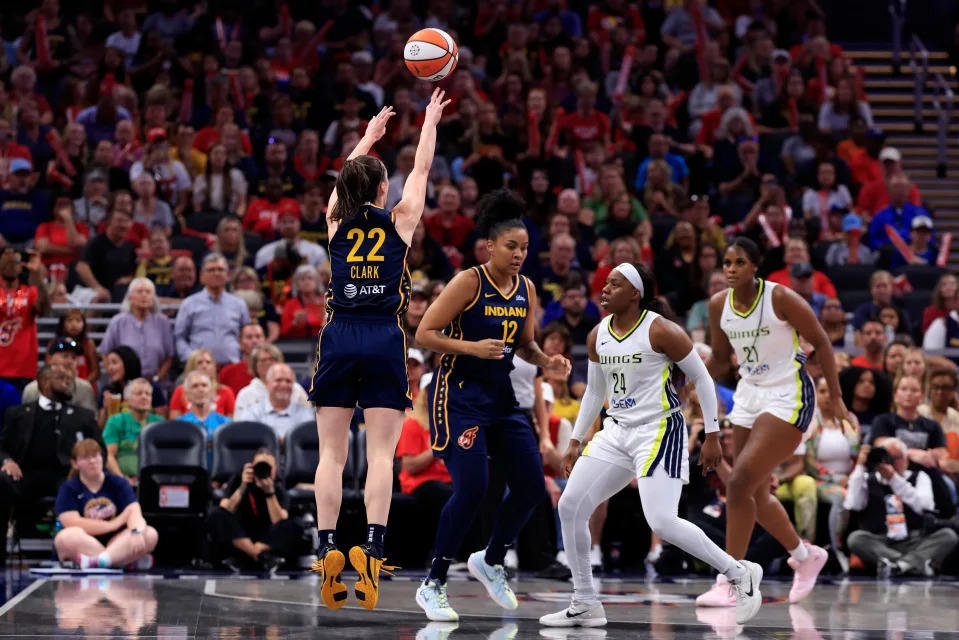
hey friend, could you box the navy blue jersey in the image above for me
[438,265,532,384]
[327,204,411,320]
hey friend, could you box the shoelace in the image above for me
[488,564,511,595]
[434,583,451,609]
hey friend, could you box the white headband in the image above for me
[613,263,645,298]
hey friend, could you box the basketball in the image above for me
[404,28,458,82]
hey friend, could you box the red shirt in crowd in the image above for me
[34,221,91,266]
[193,126,254,155]
[560,110,610,150]
[243,197,301,239]
[850,355,883,371]
[280,297,325,339]
[218,361,254,396]
[424,211,475,252]
[169,384,236,417]
[395,417,451,494]
[766,268,837,298]
[0,284,39,379]
[856,179,922,216]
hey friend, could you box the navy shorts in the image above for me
[427,376,538,460]
[310,317,412,411]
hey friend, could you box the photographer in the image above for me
[205,448,301,572]
[844,439,959,576]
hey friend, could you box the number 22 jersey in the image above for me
[326,204,411,320]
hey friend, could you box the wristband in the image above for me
[130,528,142,535]
[263,492,275,497]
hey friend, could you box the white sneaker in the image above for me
[556,550,569,567]
[589,545,603,570]
[415,580,459,622]
[415,622,459,640]
[539,601,607,627]
[505,548,519,569]
[467,550,518,609]
[729,561,763,624]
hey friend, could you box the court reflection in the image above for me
[54,577,157,637]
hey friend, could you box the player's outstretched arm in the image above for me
[325,106,396,231]
[393,88,451,243]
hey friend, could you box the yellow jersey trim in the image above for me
[728,279,764,319]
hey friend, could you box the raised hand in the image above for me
[423,88,452,127]
[363,106,396,144]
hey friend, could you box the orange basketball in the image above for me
[404,28,458,81]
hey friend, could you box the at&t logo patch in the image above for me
[344,284,357,298]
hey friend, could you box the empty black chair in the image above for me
[894,264,947,291]
[900,291,932,332]
[825,265,878,294]
[284,420,320,504]
[244,233,266,257]
[211,421,279,489]
[838,289,872,315]
[185,211,227,234]
[138,421,208,516]
[170,234,209,262]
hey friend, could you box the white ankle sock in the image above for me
[724,562,747,581]
[789,543,809,563]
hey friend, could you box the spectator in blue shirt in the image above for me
[0,158,50,249]
[0,379,21,431]
[179,371,231,466]
[54,438,158,569]
[889,215,937,270]
[866,174,929,250]
[634,133,689,191]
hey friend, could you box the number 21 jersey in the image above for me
[720,279,806,387]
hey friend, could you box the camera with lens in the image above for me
[865,446,894,472]
[922,511,959,536]
[253,460,273,480]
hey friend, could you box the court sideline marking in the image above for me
[0,579,48,618]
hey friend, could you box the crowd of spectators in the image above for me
[0,0,958,576]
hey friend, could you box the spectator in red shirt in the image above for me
[766,238,838,298]
[243,177,302,240]
[560,81,610,151]
[34,196,89,268]
[279,265,325,339]
[850,320,887,370]
[218,323,266,396]
[292,130,326,183]
[856,147,922,216]
[0,247,50,391]
[424,185,475,258]
[193,104,254,156]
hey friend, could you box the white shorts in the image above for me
[582,412,689,484]
[727,372,815,432]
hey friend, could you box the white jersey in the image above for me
[720,279,806,387]
[596,310,681,426]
